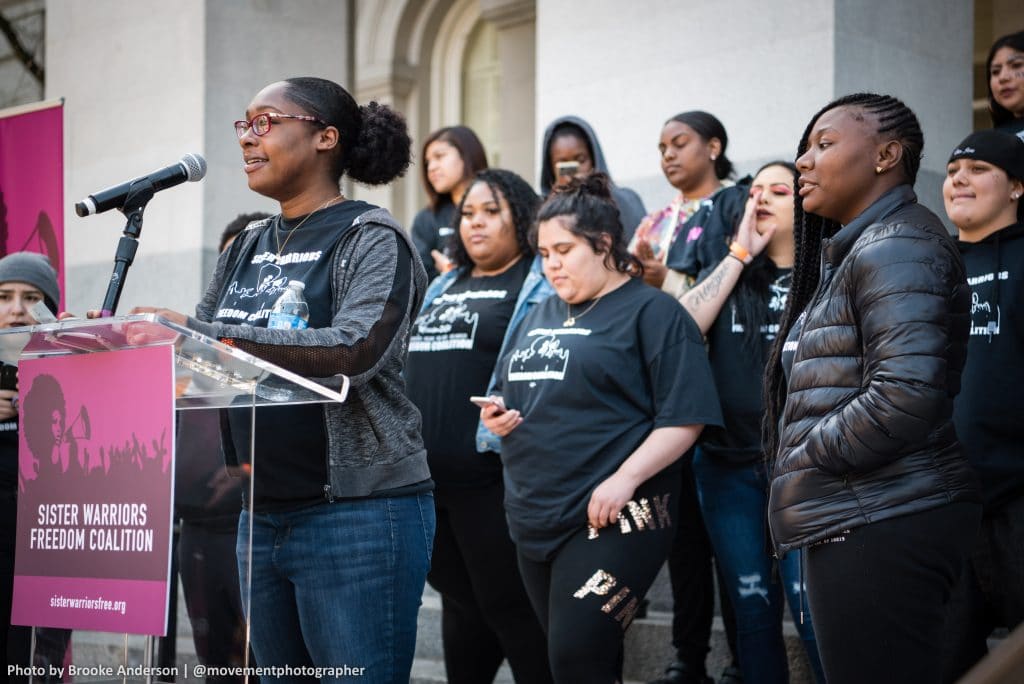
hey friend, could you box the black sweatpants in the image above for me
[805,502,980,684]
[427,480,552,684]
[517,469,679,684]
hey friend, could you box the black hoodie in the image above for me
[539,115,647,241]
[955,222,1024,511]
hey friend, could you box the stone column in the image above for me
[46,0,350,313]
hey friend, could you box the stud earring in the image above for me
[875,166,883,174]
[1013,193,1021,200]
[710,155,717,161]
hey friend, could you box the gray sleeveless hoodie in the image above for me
[188,207,430,499]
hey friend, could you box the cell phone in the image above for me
[555,161,580,178]
[29,300,57,324]
[469,395,506,413]
[0,365,17,391]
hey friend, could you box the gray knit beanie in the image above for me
[0,252,60,310]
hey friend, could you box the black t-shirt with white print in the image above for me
[405,257,530,489]
[217,200,374,511]
[701,269,791,463]
[495,277,722,561]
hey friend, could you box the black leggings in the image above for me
[805,502,981,684]
[517,469,679,684]
[427,480,551,684]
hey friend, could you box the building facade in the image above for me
[0,0,1018,312]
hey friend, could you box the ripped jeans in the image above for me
[693,451,825,684]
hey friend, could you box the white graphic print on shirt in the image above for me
[729,273,790,340]
[410,288,508,352]
[967,269,1008,341]
[507,326,592,382]
[216,250,324,323]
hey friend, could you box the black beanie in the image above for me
[948,130,1024,181]
[0,252,59,311]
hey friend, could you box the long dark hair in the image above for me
[281,77,411,186]
[449,169,538,270]
[668,111,734,180]
[762,93,924,460]
[987,31,1024,128]
[420,126,488,210]
[733,161,797,358]
[532,173,642,276]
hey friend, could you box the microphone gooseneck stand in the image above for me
[99,179,155,317]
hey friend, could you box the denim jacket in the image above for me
[419,256,554,455]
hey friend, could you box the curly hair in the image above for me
[449,169,538,270]
[532,173,642,276]
[219,211,271,253]
[281,77,411,186]
[23,373,65,466]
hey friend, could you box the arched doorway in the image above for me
[353,0,536,225]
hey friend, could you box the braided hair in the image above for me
[762,93,924,461]
[533,173,643,276]
[449,169,539,270]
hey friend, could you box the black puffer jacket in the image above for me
[769,186,979,554]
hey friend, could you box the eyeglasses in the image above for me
[234,112,326,138]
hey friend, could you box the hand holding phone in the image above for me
[476,395,522,437]
[555,161,580,179]
[29,300,57,324]
[470,395,506,413]
[0,365,17,391]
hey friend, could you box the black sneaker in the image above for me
[648,661,713,684]
[719,665,744,684]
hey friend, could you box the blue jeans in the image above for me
[237,494,436,684]
[692,451,825,684]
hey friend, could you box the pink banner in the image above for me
[11,344,176,635]
[0,102,64,307]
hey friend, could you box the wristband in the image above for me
[728,241,753,265]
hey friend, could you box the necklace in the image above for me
[275,195,344,256]
[564,297,601,327]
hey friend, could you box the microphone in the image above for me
[75,153,207,217]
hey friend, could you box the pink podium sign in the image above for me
[11,344,176,635]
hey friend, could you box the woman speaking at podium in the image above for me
[132,77,433,684]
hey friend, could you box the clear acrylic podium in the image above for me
[0,314,348,683]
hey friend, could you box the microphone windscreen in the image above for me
[181,153,207,182]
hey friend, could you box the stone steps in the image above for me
[65,563,818,684]
[413,564,815,684]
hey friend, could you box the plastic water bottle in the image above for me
[267,281,310,330]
